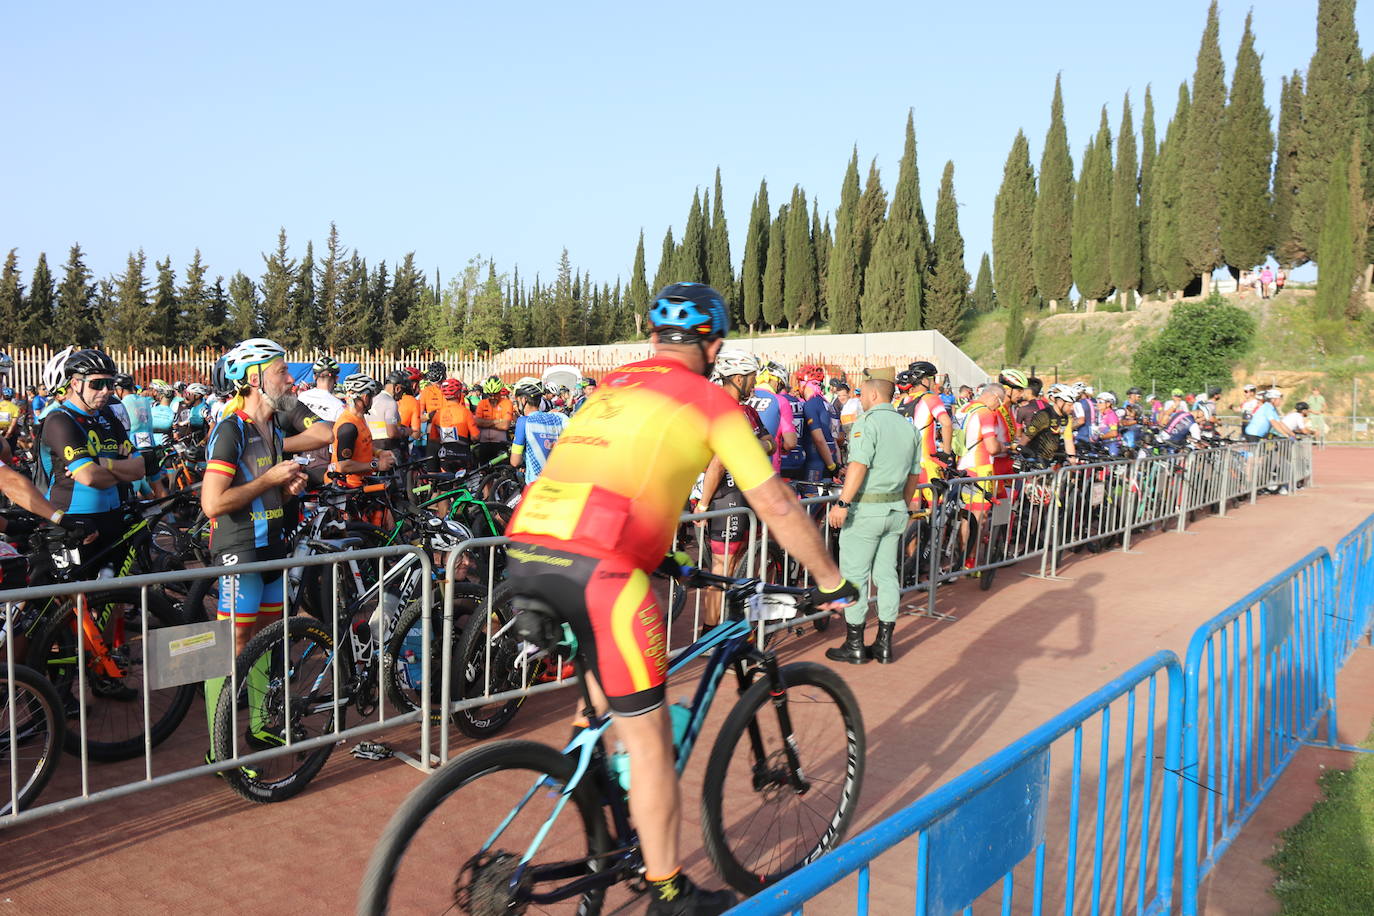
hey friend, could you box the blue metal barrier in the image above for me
[727,652,1184,916]
[1179,548,1334,914]
[1330,513,1374,668]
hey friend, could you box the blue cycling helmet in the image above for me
[648,282,729,342]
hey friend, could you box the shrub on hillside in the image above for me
[1131,292,1256,391]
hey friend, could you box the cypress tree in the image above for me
[1072,108,1114,307]
[1295,0,1365,263]
[386,253,425,350]
[150,257,179,346]
[365,261,389,350]
[227,270,260,340]
[972,253,996,313]
[108,250,151,350]
[1139,87,1159,295]
[1110,95,1141,301]
[333,254,368,350]
[1151,83,1193,297]
[812,202,830,322]
[1178,0,1226,293]
[1313,140,1360,326]
[628,230,650,335]
[740,179,770,332]
[651,227,676,296]
[926,161,969,340]
[1364,54,1374,269]
[260,228,296,345]
[1033,75,1075,309]
[992,130,1038,320]
[762,204,787,329]
[23,253,56,347]
[54,244,95,347]
[826,150,863,333]
[707,168,734,305]
[1274,72,1306,267]
[859,227,902,332]
[1220,12,1275,271]
[552,250,576,347]
[884,110,933,322]
[783,187,819,326]
[854,159,888,277]
[0,251,22,346]
[676,189,708,281]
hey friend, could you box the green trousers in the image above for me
[838,507,906,625]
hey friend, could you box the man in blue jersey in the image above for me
[510,378,567,485]
[798,375,839,491]
[111,374,167,497]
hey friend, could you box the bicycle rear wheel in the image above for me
[0,663,64,815]
[382,582,485,720]
[701,661,865,896]
[453,587,543,739]
[359,739,610,915]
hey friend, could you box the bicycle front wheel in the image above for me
[0,663,65,815]
[701,661,865,896]
[358,739,610,916]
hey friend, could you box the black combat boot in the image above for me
[825,622,869,665]
[867,620,896,664]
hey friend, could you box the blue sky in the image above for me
[4,1,1365,293]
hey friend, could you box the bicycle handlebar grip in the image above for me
[363,483,387,493]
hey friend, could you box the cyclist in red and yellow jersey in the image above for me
[506,282,858,916]
[906,361,953,505]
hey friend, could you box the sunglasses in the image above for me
[82,377,116,390]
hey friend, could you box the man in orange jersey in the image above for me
[417,361,447,470]
[473,376,515,466]
[505,283,858,915]
[331,374,395,487]
[434,378,479,470]
[394,367,423,461]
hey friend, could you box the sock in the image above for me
[247,652,272,732]
[648,868,687,903]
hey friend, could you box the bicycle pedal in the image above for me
[350,740,393,761]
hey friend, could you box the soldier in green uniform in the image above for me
[825,378,921,665]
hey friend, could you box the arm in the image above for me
[696,457,725,512]
[0,466,65,521]
[510,416,525,468]
[283,421,333,453]
[809,427,836,471]
[202,461,302,517]
[333,422,381,475]
[1270,418,1295,438]
[935,412,953,453]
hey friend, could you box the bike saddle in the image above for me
[510,597,577,655]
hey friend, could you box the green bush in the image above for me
[1095,302,1123,313]
[1131,291,1256,391]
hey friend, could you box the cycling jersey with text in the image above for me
[40,403,134,514]
[205,410,288,556]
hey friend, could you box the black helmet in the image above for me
[1126,386,1143,396]
[1296,401,1310,411]
[647,282,729,342]
[384,370,407,387]
[114,373,135,390]
[895,370,916,388]
[426,361,446,382]
[908,361,938,381]
[64,348,118,380]
[1207,386,1222,398]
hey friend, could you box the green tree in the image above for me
[1313,141,1363,330]
[1005,299,1026,363]
[316,224,345,349]
[227,270,260,341]
[54,244,95,346]
[707,168,734,308]
[1132,294,1256,391]
[676,189,708,281]
[385,253,425,350]
[1034,75,1075,309]
[293,240,318,345]
[783,186,819,326]
[993,130,1037,320]
[628,230,650,337]
[260,228,296,345]
[178,249,212,346]
[0,251,22,345]
[1110,94,1141,300]
[1294,0,1366,263]
[651,227,676,297]
[23,252,56,347]
[812,202,830,322]
[552,249,577,345]
[740,180,770,331]
[1178,0,1226,292]
[365,261,389,350]
[971,253,996,313]
[150,256,179,345]
[1072,108,1114,305]
[107,250,151,350]
[1151,83,1194,297]
[884,110,933,323]
[205,277,230,348]
[926,161,969,340]
[762,204,787,329]
[1220,12,1275,271]
[826,149,863,333]
[854,158,888,278]
[1139,87,1160,295]
[1364,55,1374,266]
[334,254,370,349]
[1274,72,1306,267]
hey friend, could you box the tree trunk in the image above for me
[1047,299,1059,313]
[1085,298,1098,313]
[1199,271,1212,297]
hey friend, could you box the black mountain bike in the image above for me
[358,567,866,914]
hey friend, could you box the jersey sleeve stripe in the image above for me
[206,459,238,478]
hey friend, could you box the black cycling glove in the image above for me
[656,551,693,578]
[810,578,860,608]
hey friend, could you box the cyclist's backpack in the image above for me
[951,403,989,461]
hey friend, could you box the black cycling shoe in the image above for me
[644,876,737,916]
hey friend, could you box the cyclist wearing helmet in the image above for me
[416,363,448,463]
[510,377,567,486]
[474,376,514,466]
[0,386,19,447]
[174,382,211,443]
[299,355,345,422]
[1243,389,1295,442]
[893,369,919,417]
[907,361,953,500]
[1017,384,1078,464]
[1015,377,1046,430]
[433,378,478,470]
[798,375,839,486]
[332,374,396,487]
[571,376,597,414]
[773,370,806,480]
[505,282,856,915]
[996,369,1029,436]
[1282,400,1313,437]
[366,371,404,455]
[109,375,166,498]
[394,368,423,458]
[1070,382,1101,449]
[748,362,798,473]
[147,379,176,447]
[1095,391,1121,455]
[39,349,153,558]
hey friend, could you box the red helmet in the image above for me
[441,378,463,399]
[403,366,422,384]
[795,364,825,384]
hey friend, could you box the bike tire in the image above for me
[979,523,1002,592]
[358,739,610,915]
[25,588,194,763]
[701,661,866,896]
[0,663,65,815]
[211,616,338,804]
[381,582,485,721]
[452,586,540,739]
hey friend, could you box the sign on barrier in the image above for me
[145,619,234,689]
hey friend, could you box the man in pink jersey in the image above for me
[747,362,797,473]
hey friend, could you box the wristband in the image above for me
[826,464,837,474]
[50,509,64,525]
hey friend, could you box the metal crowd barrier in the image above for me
[1178,548,1334,912]
[728,652,1184,915]
[2,545,435,826]
[1331,514,1374,668]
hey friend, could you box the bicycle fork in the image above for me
[739,653,810,795]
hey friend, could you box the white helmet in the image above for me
[1098,390,1117,404]
[343,373,381,397]
[223,338,287,383]
[186,382,211,397]
[1071,381,1087,397]
[711,348,760,382]
[1083,384,1096,396]
[1264,388,1283,400]
[1048,383,1076,402]
[43,346,75,392]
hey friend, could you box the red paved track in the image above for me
[2,449,1370,915]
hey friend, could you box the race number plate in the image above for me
[746,592,799,622]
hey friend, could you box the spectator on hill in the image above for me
[1260,266,1275,298]
[1306,386,1328,443]
[1244,390,1295,442]
[1282,401,1313,438]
